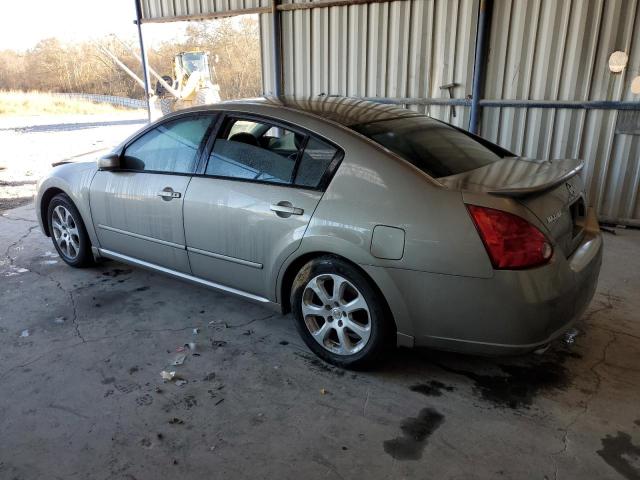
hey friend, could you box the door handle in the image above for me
[270,201,304,217]
[158,187,182,201]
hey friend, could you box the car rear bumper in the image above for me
[365,209,603,355]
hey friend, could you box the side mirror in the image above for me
[98,152,121,170]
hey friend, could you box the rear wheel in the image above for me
[291,256,393,369]
[47,193,95,267]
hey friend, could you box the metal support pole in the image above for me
[271,0,284,97]
[469,0,493,134]
[134,0,152,121]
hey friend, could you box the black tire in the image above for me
[47,193,95,268]
[290,255,394,369]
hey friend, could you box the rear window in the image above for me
[352,116,504,178]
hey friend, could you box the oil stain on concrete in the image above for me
[409,380,455,397]
[597,431,640,480]
[383,408,444,460]
[436,358,569,409]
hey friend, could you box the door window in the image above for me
[122,116,213,173]
[206,118,303,184]
[294,137,338,188]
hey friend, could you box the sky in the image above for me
[0,0,187,50]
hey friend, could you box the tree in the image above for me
[0,17,263,101]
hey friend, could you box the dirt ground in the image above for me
[0,112,145,211]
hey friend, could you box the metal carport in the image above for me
[135,0,640,226]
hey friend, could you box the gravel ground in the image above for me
[0,112,146,211]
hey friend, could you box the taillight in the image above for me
[466,205,553,269]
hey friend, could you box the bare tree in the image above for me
[0,16,262,100]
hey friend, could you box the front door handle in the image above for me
[158,187,182,201]
[270,201,304,217]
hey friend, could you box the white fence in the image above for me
[53,93,147,110]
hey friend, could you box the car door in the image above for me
[183,114,341,299]
[90,114,216,273]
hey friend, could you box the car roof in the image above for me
[181,96,423,127]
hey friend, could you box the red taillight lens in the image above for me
[466,205,553,269]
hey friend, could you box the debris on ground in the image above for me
[19,329,30,337]
[160,370,176,381]
[168,417,184,425]
[53,317,65,324]
[210,339,227,348]
[320,388,328,395]
[208,320,229,329]
[170,353,187,366]
[192,328,200,335]
[214,398,224,406]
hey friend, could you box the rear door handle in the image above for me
[270,201,304,217]
[158,187,182,200]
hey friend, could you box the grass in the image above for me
[0,90,143,116]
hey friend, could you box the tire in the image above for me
[47,193,95,268]
[290,255,394,369]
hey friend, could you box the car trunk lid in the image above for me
[439,158,587,257]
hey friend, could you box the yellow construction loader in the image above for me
[99,42,221,119]
[155,51,221,115]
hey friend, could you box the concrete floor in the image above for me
[1,203,639,480]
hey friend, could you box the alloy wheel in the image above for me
[51,205,80,260]
[301,273,372,355]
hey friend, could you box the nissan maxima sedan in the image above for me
[36,96,602,368]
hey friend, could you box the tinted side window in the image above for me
[294,137,338,188]
[122,116,212,173]
[206,118,303,185]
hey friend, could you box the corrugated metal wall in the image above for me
[141,0,640,224]
[261,0,478,130]
[481,0,640,225]
[261,0,640,225]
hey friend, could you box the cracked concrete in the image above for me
[1,203,639,480]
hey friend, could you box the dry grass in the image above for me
[0,90,140,116]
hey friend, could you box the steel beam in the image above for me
[469,0,492,134]
[353,97,640,111]
[271,0,284,97]
[134,0,152,121]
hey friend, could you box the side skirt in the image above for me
[97,248,281,311]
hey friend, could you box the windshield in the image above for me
[181,53,208,76]
[352,116,504,178]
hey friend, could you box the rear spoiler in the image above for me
[487,159,584,198]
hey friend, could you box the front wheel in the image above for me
[47,193,95,267]
[290,256,393,369]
